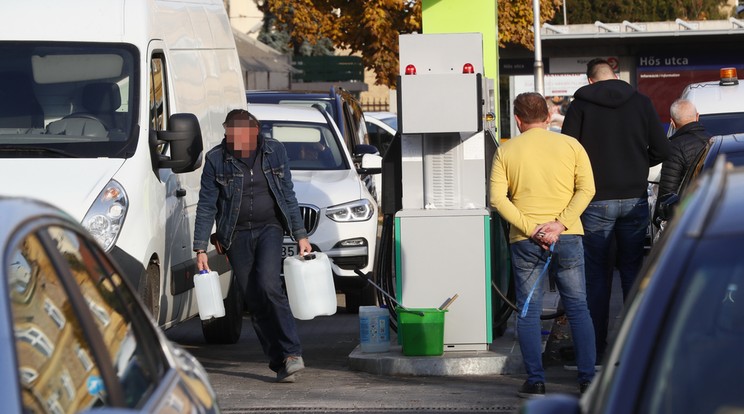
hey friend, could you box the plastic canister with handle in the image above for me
[283,252,337,320]
[193,270,225,320]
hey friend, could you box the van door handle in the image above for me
[176,188,187,197]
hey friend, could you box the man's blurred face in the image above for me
[226,119,259,158]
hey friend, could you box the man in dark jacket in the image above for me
[658,98,710,198]
[561,58,670,361]
[194,109,311,383]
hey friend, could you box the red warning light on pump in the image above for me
[405,64,417,75]
[462,63,474,74]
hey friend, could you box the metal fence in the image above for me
[361,97,389,112]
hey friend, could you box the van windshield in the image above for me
[0,43,139,158]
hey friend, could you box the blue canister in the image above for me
[358,306,390,352]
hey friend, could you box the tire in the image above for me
[138,263,161,322]
[202,273,243,344]
[345,282,377,314]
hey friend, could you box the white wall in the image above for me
[226,0,263,37]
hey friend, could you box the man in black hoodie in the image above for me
[561,58,670,360]
[658,98,710,198]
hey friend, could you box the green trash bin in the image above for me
[396,307,447,356]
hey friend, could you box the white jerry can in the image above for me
[283,252,337,320]
[193,270,226,320]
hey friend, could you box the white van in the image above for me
[0,0,247,343]
[672,68,744,135]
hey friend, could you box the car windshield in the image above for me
[699,112,744,136]
[260,120,348,171]
[642,239,744,413]
[0,42,139,159]
[377,116,397,130]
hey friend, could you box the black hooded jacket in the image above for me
[658,121,710,197]
[562,79,671,201]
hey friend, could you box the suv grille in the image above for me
[285,204,319,236]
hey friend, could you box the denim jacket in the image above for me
[193,138,307,252]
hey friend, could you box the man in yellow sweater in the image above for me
[490,92,596,398]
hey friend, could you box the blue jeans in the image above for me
[581,197,648,357]
[227,224,302,372]
[511,236,596,384]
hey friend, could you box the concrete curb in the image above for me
[348,344,525,376]
[349,314,556,377]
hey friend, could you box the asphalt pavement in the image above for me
[165,285,626,414]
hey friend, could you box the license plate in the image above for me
[282,243,297,258]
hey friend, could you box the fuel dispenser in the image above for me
[375,33,511,352]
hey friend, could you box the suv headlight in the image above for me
[326,199,374,222]
[82,180,128,251]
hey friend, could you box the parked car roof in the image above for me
[681,80,744,115]
[249,102,332,124]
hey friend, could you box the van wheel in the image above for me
[139,263,160,321]
[345,283,377,314]
[202,273,243,344]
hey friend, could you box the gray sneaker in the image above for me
[277,356,305,383]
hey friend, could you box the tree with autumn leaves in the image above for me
[256,0,562,88]
[256,0,727,88]
[256,0,421,88]
[557,0,726,27]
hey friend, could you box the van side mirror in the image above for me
[154,113,203,173]
[657,192,680,221]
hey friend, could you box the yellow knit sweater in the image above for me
[489,127,595,243]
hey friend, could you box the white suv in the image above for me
[248,104,381,311]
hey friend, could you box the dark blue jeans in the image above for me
[511,236,596,384]
[581,197,648,357]
[227,224,302,372]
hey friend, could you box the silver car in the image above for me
[0,197,220,413]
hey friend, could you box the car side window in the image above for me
[367,123,394,157]
[46,226,167,408]
[7,225,167,412]
[347,99,369,147]
[339,102,356,154]
[8,231,114,412]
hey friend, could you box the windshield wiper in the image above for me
[0,145,79,158]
